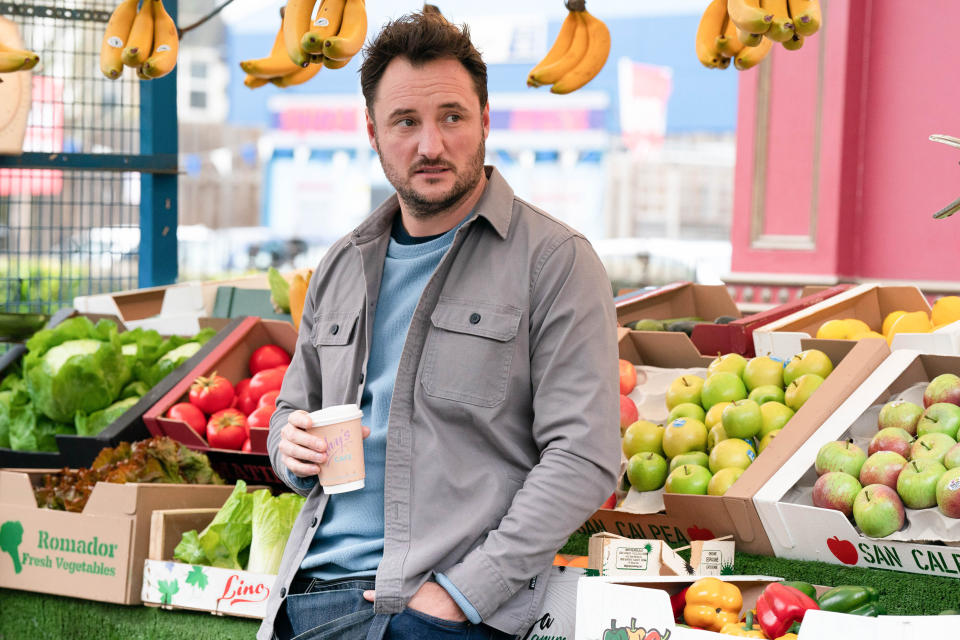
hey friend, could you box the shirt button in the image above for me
[359,372,365,384]
[330,324,340,335]
[311,517,318,527]
[469,313,481,324]
[280,587,287,598]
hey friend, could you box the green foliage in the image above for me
[174,481,254,570]
[247,490,306,574]
[0,258,92,313]
[74,396,140,437]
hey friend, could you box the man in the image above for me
[259,11,619,640]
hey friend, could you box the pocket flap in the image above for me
[430,298,522,342]
[312,310,360,346]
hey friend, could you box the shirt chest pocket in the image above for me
[421,299,523,408]
[312,309,361,402]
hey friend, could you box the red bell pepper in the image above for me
[755,583,819,639]
[670,587,689,622]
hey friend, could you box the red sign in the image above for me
[0,76,63,196]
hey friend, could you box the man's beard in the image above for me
[377,137,487,219]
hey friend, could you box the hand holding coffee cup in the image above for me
[280,406,369,489]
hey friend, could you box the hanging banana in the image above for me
[734,36,773,70]
[696,0,728,69]
[526,9,579,87]
[141,0,179,79]
[727,0,773,35]
[121,0,154,67]
[525,1,610,94]
[716,11,745,58]
[301,0,347,54]
[763,0,795,43]
[321,0,367,61]
[550,8,610,94]
[787,0,821,37]
[99,0,138,79]
[0,45,39,73]
[241,10,303,79]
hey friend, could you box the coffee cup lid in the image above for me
[309,404,363,427]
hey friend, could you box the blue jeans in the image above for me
[275,577,516,640]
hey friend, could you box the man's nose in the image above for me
[417,121,444,158]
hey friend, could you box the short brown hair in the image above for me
[360,12,488,113]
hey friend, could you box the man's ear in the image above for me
[481,102,490,140]
[365,108,378,152]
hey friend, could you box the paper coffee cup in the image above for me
[307,404,365,494]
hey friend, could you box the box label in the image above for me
[1,516,126,581]
[142,559,275,618]
[614,547,649,571]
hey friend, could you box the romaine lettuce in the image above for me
[247,490,305,574]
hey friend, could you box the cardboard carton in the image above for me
[0,470,237,604]
[142,316,299,489]
[0,312,241,470]
[691,284,854,357]
[599,330,888,556]
[588,533,693,577]
[754,349,960,579]
[752,284,938,359]
[616,283,741,356]
[141,507,276,618]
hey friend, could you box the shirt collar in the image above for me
[352,166,513,244]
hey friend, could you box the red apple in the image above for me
[619,359,638,395]
[812,472,862,517]
[868,427,914,458]
[859,451,907,490]
[924,373,960,408]
[936,468,960,518]
[619,394,639,434]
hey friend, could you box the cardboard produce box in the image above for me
[752,284,952,359]
[142,316,298,489]
[574,575,957,640]
[141,507,276,618]
[72,273,293,335]
[601,330,889,556]
[0,312,241,470]
[754,349,960,579]
[0,470,237,604]
[691,284,854,357]
[615,282,742,356]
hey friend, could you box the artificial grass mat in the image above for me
[4,536,960,638]
[559,532,960,616]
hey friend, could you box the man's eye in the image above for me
[445,114,462,123]
[397,118,415,127]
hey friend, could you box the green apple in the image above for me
[622,420,665,458]
[853,484,905,538]
[668,402,707,424]
[760,402,794,437]
[704,401,733,429]
[815,440,867,477]
[662,417,708,458]
[944,442,960,469]
[897,459,947,509]
[924,373,960,408]
[757,428,781,453]
[917,403,960,439]
[721,399,763,439]
[707,353,748,379]
[669,451,710,474]
[742,356,784,391]
[665,464,713,495]
[700,372,748,410]
[877,400,924,437]
[708,438,756,473]
[708,467,744,496]
[707,424,728,451]
[783,349,834,385]
[666,375,705,410]
[748,385,785,406]
[911,432,957,464]
[785,373,824,411]
[627,452,669,492]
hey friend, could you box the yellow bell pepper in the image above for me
[682,577,743,632]
[720,611,766,637]
[776,634,799,640]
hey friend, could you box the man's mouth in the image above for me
[413,166,451,175]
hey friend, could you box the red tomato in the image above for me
[236,389,259,416]
[249,345,291,376]
[166,402,207,433]
[235,377,252,398]
[247,405,275,430]
[248,366,285,401]
[258,390,281,409]
[189,374,235,414]
[242,439,252,453]
[206,409,248,450]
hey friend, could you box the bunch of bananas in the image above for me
[0,34,39,75]
[697,0,821,71]
[100,0,179,80]
[526,0,610,95]
[241,0,366,90]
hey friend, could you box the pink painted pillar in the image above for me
[730,0,960,285]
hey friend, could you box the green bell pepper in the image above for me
[817,585,880,614]
[847,602,885,617]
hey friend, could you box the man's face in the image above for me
[366,57,490,219]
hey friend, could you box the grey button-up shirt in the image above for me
[258,167,620,638]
